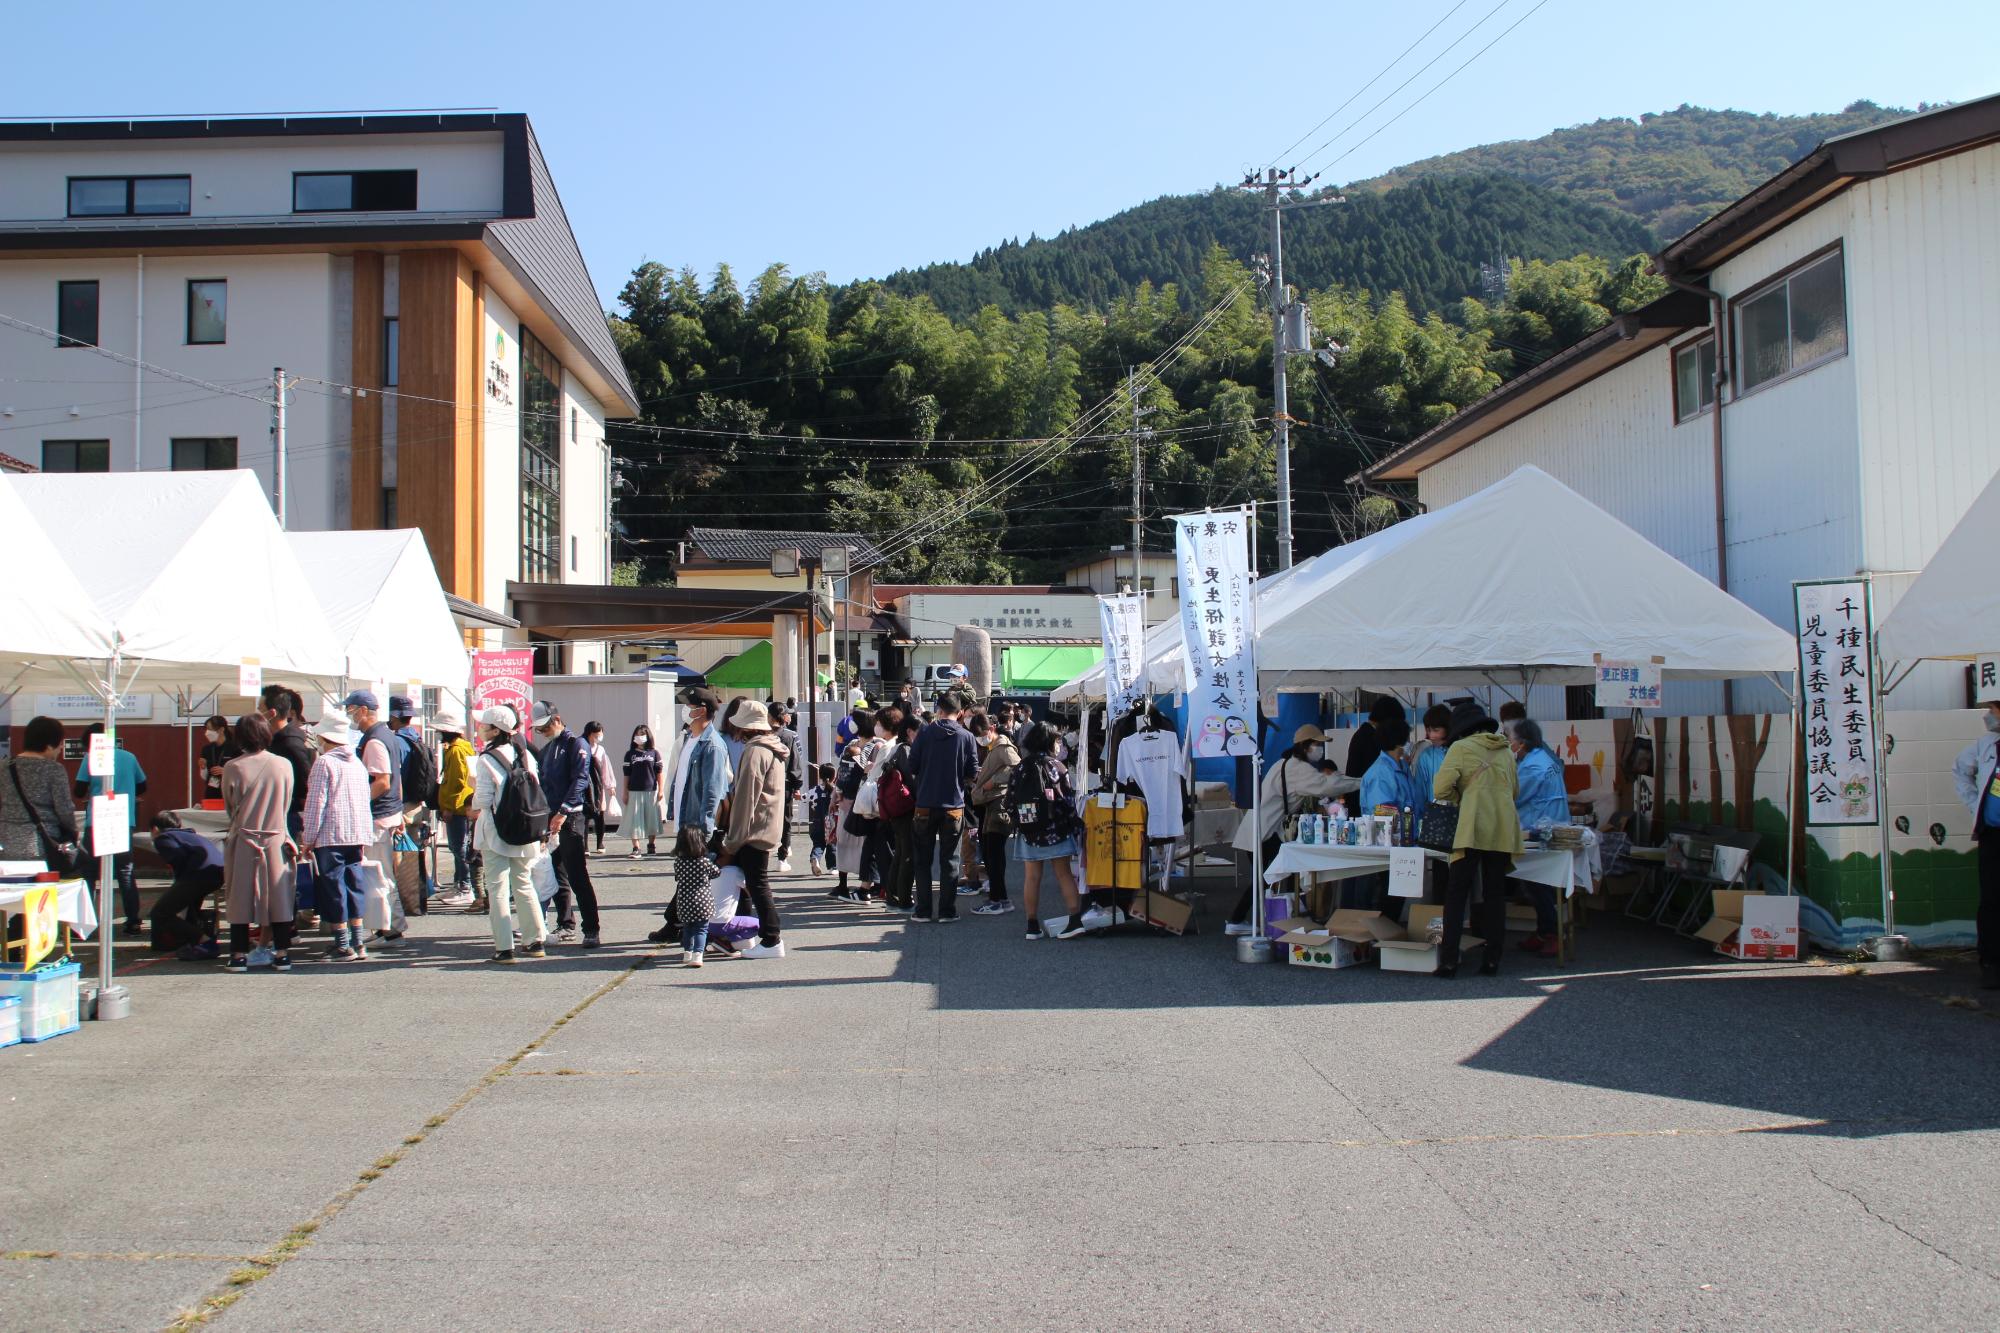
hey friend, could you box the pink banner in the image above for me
[470,650,534,735]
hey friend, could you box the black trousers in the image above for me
[735,844,781,945]
[150,868,222,949]
[887,814,916,906]
[550,823,599,935]
[1979,832,2000,966]
[586,806,607,850]
[1444,850,1511,970]
[912,809,964,918]
[978,823,1009,903]
[83,851,139,924]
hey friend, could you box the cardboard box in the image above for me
[1140,891,1196,935]
[1277,916,1375,969]
[1695,890,1801,961]
[1376,903,1482,973]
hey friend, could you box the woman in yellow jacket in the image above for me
[1430,701,1522,978]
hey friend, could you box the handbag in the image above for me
[9,759,87,876]
[1415,802,1460,853]
[358,860,395,930]
[292,856,318,914]
[843,808,875,837]
[528,850,559,905]
[853,777,880,819]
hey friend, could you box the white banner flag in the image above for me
[1794,578,1878,826]
[1098,593,1148,720]
[1173,507,1259,759]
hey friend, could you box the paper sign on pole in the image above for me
[1388,846,1427,898]
[20,885,58,968]
[1594,658,1662,709]
[1794,578,1879,826]
[1098,593,1148,722]
[238,657,262,697]
[1172,507,1258,759]
[87,732,114,778]
[90,796,130,856]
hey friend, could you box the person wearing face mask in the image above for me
[199,713,241,805]
[1952,684,2000,990]
[648,686,732,944]
[1226,724,1357,935]
[623,723,664,859]
[1507,718,1569,958]
[967,710,1021,915]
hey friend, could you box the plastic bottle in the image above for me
[1403,806,1414,846]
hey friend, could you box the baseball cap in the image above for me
[387,694,416,718]
[340,689,379,711]
[531,699,561,730]
[679,685,721,714]
[478,704,519,732]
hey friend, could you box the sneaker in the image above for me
[743,939,786,959]
[685,950,705,969]
[956,883,983,896]
[827,886,852,901]
[913,911,935,923]
[432,890,475,910]
[1025,925,1046,941]
[176,940,221,961]
[225,955,250,973]
[352,946,369,962]
[630,848,643,860]
[246,945,276,968]
[1055,918,1089,940]
[328,943,359,962]
[582,934,603,949]
[1223,921,1254,938]
[937,912,960,923]
[516,940,545,959]
[489,950,517,964]
[372,929,405,943]
[553,927,580,944]
[270,953,291,972]
[973,901,1015,916]
[465,897,488,914]
[887,900,913,913]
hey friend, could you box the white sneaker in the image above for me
[743,940,785,959]
[629,848,643,860]
[1223,921,1254,937]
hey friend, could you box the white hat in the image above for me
[432,712,465,733]
[479,703,520,732]
[311,714,355,747]
[732,698,773,733]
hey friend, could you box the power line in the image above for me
[1265,0,1477,169]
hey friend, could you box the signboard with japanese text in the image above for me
[1794,579,1878,826]
[897,593,1101,642]
[1172,507,1258,759]
[32,693,150,721]
[470,650,534,736]
[90,795,130,855]
[1097,593,1148,723]
[1594,658,1662,709]
[238,658,262,698]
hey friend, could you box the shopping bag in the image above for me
[529,851,558,905]
[600,789,623,823]
[359,860,395,930]
[393,849,423,916]
[853,778,879,818]
[292,857,318,914]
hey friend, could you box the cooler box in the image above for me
[0,994,20,1049]
[0,958,81,1043]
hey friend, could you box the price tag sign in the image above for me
[1388,846,1427,898]
[87,732,115,777]
[238,657,263,697]
[91,795,130,856]
[21,885,58,968]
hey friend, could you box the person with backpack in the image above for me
[532,700,602,948]
[1010,722,1087,940]
[880,711,921,911]
[469,704,549,963]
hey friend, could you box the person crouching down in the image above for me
[149,812,223,957]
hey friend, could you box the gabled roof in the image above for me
[0,450,35,473]
[684,527,886,569]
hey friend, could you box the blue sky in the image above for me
[7,1,1994,309]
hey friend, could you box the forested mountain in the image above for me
[1358,101,1914,238]
[881,173,1652,321]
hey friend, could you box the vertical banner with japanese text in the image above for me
[1098,593,1148,724]
[1794,578,1878,826]
[470,650,535,745]
[1173,507,1259,759]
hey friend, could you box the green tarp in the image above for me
[1001,644,1102,691]
[705,640,829,690]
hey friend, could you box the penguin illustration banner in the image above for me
[1172,506,1259,760]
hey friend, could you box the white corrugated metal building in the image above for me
[1365,95,2000,717]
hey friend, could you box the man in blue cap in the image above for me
[342,689,406,940]
[533,698,602,947]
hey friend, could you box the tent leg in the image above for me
[94,650,133,1021]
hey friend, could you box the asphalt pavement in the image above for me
[5,852,2000,1331]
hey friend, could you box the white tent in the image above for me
[287,529,470,694]
[1877,466,2000,672]
[1257,466,1797,689]
[0,477,112,682]
[0,470,345,692]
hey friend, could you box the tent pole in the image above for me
[1786,682,1800,896]
[93,647,133,1020]
[1244,502,1268,962]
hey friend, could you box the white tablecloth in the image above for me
[1267,840,1595,898]
[0,877,98,940]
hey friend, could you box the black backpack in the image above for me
[490,744,550,845]
[401,732,440,811]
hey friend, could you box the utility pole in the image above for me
[271,365,288,528]
[1128,366,1156,610]
[1239,168,1342,570]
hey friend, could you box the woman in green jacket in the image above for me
[1430,701,1522,978]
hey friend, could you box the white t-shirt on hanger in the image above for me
[1116,727,1186,840]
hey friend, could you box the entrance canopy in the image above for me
[1003,644,1101,691]
[288,529,470,691]
[1877,466,2000,670]
[0,470,344,691]
[507,582,815,641]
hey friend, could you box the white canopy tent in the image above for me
[1877,466,2000,680]
[0,470,345,1019]
[287,529,470,697]
[0,476,113,685]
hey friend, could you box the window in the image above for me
[42,439,109,473]
[1673,337,1716,423]
[1735,250,1847,395]
[383,317,399,387]
[519,328,562,582]
[67,175,190,218]
[170,437,236,471]
[186,279,226,344]
[56,280,99,348]
[292,170,418,213]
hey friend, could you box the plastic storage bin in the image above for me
[0,994,20,1049]
[0,958,81,1042]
